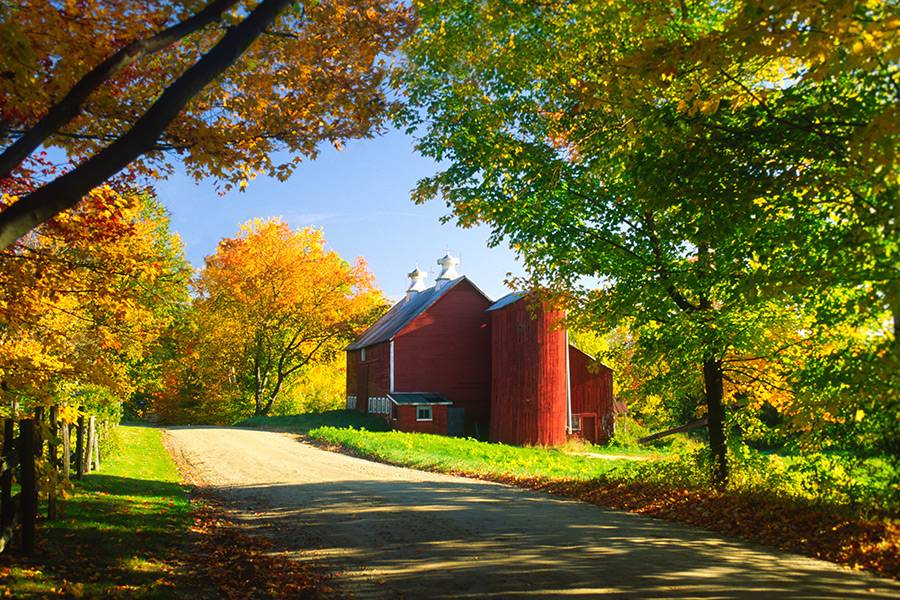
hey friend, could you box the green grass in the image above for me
[308,425,898,516]
[309,426,638,480]
[1,426,196,598]
[236,409,391,434]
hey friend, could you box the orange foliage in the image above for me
[0,185,188,410]
[156,218,386,422]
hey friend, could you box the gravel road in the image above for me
[165,427,899,599]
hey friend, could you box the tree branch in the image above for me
[0,0,241,181]
[0,0,295,250]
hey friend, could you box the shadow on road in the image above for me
[202,478,897,599]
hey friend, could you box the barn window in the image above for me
[361,347,366,361]
[416,406,433,421]
[571,415,583,432]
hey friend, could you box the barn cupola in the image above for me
[435,253,460,290]
[406,266,428,300]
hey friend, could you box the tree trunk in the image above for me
[260,374,286,416]
[703,358,728,487]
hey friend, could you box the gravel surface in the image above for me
[165,426,899,599]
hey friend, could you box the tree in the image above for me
[395,1,896,484]
[0,0,412,247]
[192,219,385,418]
[0,184,189,411]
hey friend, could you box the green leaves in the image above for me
[396,0,898,459]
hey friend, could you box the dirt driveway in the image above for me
[165,427,898,599]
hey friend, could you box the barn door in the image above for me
[448,408,465,437]
[582,415,597,443]
[358,363,369,413]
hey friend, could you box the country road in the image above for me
[165,427,899,599]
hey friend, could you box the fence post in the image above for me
[85,416,95,474]
[62,422,71,480]
[20,419,37,554]
[0,419,12,531]
[91,420,100,472]
[48,406,58,520]
[33,407,43,469]
[75,412,85,480]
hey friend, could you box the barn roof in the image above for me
[485,291,525,312]
[388,392,452,406]
[347,276,484,351]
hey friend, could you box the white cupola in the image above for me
[406,266,428,300]
[435,253,460,289]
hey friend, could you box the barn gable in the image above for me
[347,276,482,351]
[392,277,493,436]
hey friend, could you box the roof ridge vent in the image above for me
[406,266,428,300]
[435,253,460,289]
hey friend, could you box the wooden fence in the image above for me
[0,406,102,555]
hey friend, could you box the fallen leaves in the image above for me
[505,476,900,581]
[178,490,343,599]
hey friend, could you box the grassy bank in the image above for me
[0,425,195,598]
[310,426,635,480]
[237,409,390,434]
[307,425,898,579]
[1,425,338,598]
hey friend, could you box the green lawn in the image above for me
[237,409,391,434]
[309,426,639,480]
[1,426,197,598]
[306,422,897,516]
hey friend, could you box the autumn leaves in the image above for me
[154,219,386,423]
[0,1,410,419]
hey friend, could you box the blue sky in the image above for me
[154,128,523,301]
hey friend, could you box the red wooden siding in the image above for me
[345,342,391,414]
[391,405,449,435]
[393,280,493,437]
[568,346,614,443]
[489,298,567,446]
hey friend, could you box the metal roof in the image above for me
[388,392,452,406]
[347,277,470,351]
[485,291,525,312]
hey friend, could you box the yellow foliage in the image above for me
[0,187,187,412]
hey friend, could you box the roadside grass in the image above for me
[559,437,666,459]
[0,425,196,598]
[236,409,390,434]
[1,425,339,598]
[308,425,899,579]
[309,426,634,480]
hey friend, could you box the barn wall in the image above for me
[392,405,449,435]
[569,346,614,443]
[490,299,568,446]
[345,342,391,414]
[393,280,492,437]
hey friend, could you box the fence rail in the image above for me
[0,407,102,555]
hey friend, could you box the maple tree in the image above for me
[189,218,385,419]
[0,184,189,415]
[395,1,897,483]
[0,0,412,247]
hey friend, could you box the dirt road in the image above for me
[165,427,898,599]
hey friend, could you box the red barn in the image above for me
[345,256,493,437]
[346,256,616,445]
[487,293,568,446]
[568,346,615,444]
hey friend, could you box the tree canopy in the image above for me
[0,185,189,415]
[182,219,386,420]
[396,0,898,482]
[0,0,412,247]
